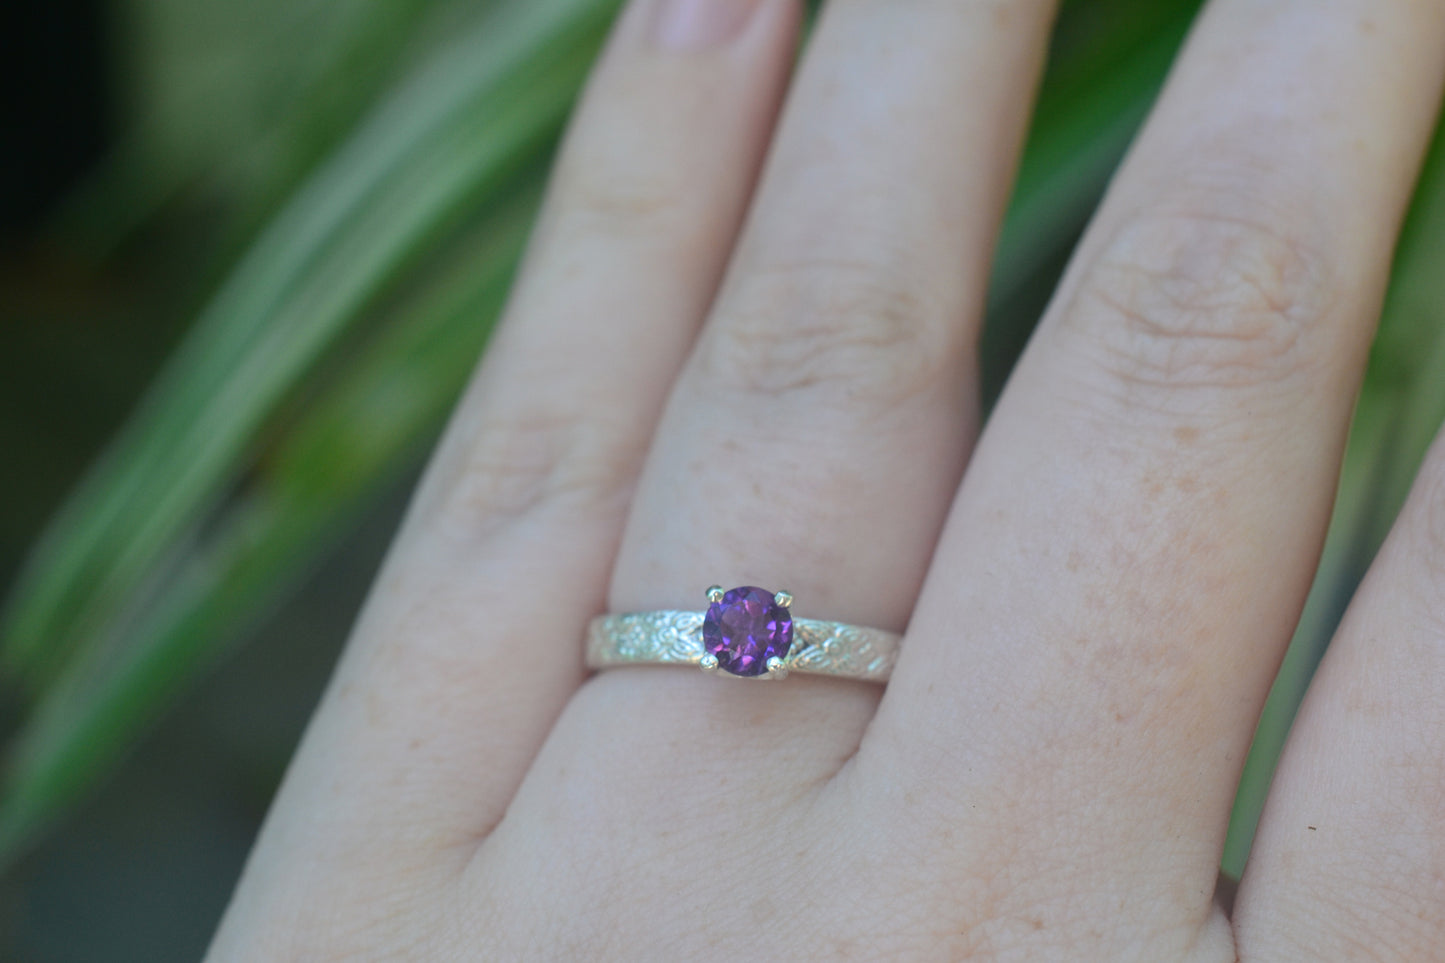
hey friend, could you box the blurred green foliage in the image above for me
[2,0,1444,925]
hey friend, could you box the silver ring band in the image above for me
[586,608,900,683]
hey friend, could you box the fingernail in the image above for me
[652,0,762,51]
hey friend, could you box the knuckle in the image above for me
[560,168,686,232]
[702,256,956,405]
[1067,178,1335,397]
[551,133,691,238]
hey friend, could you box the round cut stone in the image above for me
[702,586,792,677]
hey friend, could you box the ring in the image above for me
[586,585,901,682]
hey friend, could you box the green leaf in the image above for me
[0,178,544,863]
[0,0,616,864]
[54,0,469,258]
[2,0,618,688]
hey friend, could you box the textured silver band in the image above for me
[585,610,900,682]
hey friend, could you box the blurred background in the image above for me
[2,0,1443,958]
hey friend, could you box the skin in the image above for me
[206,0,1445,959]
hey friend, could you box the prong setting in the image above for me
[701,585,795,678]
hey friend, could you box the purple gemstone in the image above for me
[702,586,793,677]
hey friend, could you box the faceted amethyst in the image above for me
[702,586,793,677]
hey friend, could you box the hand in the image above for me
[206,0,1445,959]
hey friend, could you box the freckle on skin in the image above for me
[1174,425,1200,445]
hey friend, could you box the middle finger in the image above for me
[872,0,1445,949]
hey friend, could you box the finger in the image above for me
[868,0,1445,950]
[461,0,1058,946]
[511,0,1056,846]
[1234,426,1445,960]
[212,0,800,939]
[610,0,1056,628]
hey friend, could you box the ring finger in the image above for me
[606,0,1055,758]
[519,0,1058,832]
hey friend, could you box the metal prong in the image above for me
[700,653,720,673]
[773,590,793,609]
[766,656,788,680]
[707,585,725,604]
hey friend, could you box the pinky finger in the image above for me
[1236,425,1445,959]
